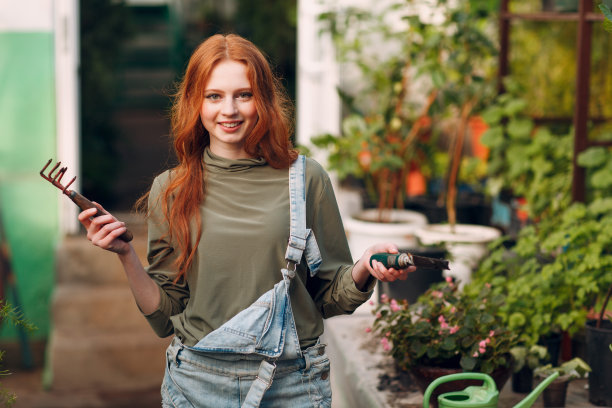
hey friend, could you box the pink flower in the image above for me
[445,276,453,283]
[385,331,391,337]
[380,294,389,303]
[390,299,401,312]
[485,282,491,289]
[450,306,457,314]
[381,337,391,352]
[368,300,374,306]
[479,347,486,354]
[449,326,460,334]
[473,352,479,357]
[485,338,491,344]
[440,322,449,329]
[432,291,444,298]
[365,327,372,333]
[438,315,446,324]
[376,312,382,319]
[489,330,495,337]
[479,340,487,348]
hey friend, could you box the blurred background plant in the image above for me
[469,74,612,346]
[313,0,499,226]
[0,301,36,407]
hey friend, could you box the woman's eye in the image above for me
[237,92,253,100]
[205,94,221,101]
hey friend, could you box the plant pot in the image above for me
[410,364,512,408]
[586,319,612,406]
[377,246,446,304]
[542,379,569,407]
[343,209,428,262]
[512,366,534,393]
[538,332,562,366]
[414,224,501,285]
[404,193,492,226]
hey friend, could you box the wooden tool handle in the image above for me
[69,191,134,242]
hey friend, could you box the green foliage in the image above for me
[371,279,518,374]
[600,3,612,32]
[534,357,591,382]
[314,0,498,214]
[472,78,612,344]
[509,344,549,372]
[0,301,37,407]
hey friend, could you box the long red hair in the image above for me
[151,34,297,281]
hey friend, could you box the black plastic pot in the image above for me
[538,332,562,366]
[586,319,612,406]
[378,246,447,304]
[511,366,534,393]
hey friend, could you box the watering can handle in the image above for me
[422,373,496,408]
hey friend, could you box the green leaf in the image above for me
[460,355,477,371]
[577,147,608,167]
[480,127,504,149]
[441,337,457,351]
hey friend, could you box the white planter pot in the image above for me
[415,224,501,286]
[343,209,428,262]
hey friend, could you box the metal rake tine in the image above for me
[49,161,61,178]
[53,167,68,183]
[40,158,53,176]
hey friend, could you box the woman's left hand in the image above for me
[352,243,417,290]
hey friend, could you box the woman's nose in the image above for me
[221,98,237,115]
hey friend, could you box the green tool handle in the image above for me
[68,190,133,242]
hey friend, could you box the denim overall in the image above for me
[162,156,330,408]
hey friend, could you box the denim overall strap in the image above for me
[285,155,322,276]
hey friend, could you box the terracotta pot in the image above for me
[410,364,512,408]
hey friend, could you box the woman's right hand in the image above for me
[78,203,131,255]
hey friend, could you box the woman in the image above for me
[79,34,415,407]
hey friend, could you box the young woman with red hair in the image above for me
[79,34,415,407]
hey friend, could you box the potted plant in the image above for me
[315,0,502,284]
[533,357,591,408]
[586,281,612,406]
[509,344,549,393]
[370,278,518,403]
[471,76,612,405]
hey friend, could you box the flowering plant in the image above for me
[370,278,518,374]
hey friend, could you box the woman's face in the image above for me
[201,60,259,159]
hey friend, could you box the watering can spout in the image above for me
[513,372,559,408]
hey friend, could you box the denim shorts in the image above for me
[161,336,332,408]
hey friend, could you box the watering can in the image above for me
[423,371,559,408]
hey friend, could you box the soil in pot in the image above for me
[586,319,612,406]
[378,246,446,304]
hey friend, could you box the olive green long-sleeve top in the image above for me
[142,148,375,348]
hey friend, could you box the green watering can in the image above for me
[423,371,560,408]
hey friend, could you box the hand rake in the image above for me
[39,159,133,242]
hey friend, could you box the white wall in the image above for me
[54,0,80,234]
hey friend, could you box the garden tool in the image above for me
[39,159,133,242]
[370,252,450,270]
[422,371,559,408]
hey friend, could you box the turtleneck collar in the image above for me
[203,147,267,173]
